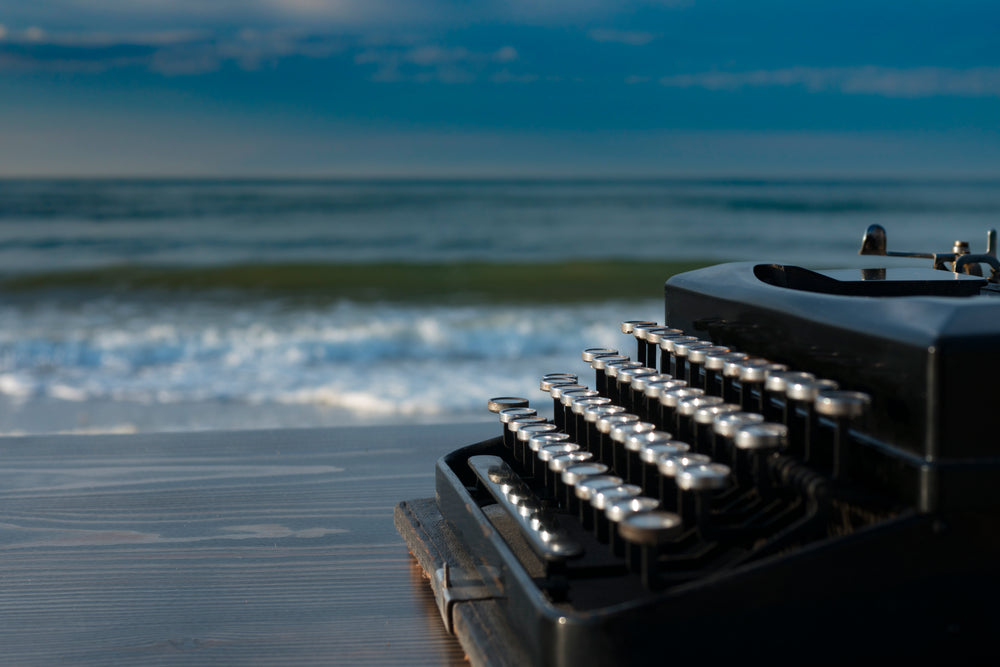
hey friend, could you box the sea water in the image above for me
[0,178,997,434]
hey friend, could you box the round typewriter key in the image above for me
[659,335,699,378]
[656,452,710,509]
[617,366,658,413]
[676,462,732,536]
[606,496,660,557]
[549,451,594,500]
[571,396,612,448]
[590,353,629,396]
[659,387,703,433]
[686,345,730,390]
[539,442,581,490]
[591,483,643,543]
[582,347,617,362]
[706,351,746,399]
[609,421,656,479]
[498,408,538,449]
[548,383,586,430]
[596,413,640,467]
[675,395,725,443]
[672,340,713,385]
[815,390,871,479]
[639,440,690,493]
[734,422,788,489]
[632,323,663,366]
[560,389,598,438]
[488,396,530,413]
[561,462,610,511]
[785,378,838,460]
[604,361,642,404]
[629,373,671,419]
[620,320,656,334]
[624,430,675,486]
[693,402,741,456]
[763,371,814,422]
[739,361,788,413]
[713,411,765,465]
[619,511,683,590]
[518,422,559,469]
[575,474,624,528]
[540,374,577,391]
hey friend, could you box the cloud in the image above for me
[353,43,524,83]
[587,28,656,46]
[660,66,1000,98]
[0,28,346,75]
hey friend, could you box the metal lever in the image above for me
[860,224,1000,282]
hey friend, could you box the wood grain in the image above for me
[0,422,496,665]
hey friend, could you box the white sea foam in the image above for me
[0,297,660,429]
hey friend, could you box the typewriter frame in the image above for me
[397,254,1000,666]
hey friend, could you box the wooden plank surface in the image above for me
[0,422,496,665]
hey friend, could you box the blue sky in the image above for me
[0,1,998,176]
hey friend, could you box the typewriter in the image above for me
[395,225,1000,666]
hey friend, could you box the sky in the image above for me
[0,1,998,177]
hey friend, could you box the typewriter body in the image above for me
[395,225,1000,666]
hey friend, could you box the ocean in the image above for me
[0,178,997,434]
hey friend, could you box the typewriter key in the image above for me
[548,382,586,429]
[561,389,599,437]
[606,496,660,557]
[675,395,725,443]
[705,350,747,400]
[610,421,656,478]
[659,387,704,433]
[656,452,710,510]
[518,423,559,470]
[498,408,538,449]
[616,366,658,413]
[693,402,741,457]
[489,396,531,413]
[686,345,730,391]
[815,390,871,479]
[596,413,641,467]
[583,405,626,456]
[638,440,690,495]
[629,373,670,419]
[575,474,624,529]
[625,431,676,485]
[549,451,594,502]
[582,347,617,362]
[591,483,643,543]
[734,422,789,490]
[713,411,765,466]
[643,327,682,371]
[632,323,663,367]
[738,361,788,414]
[604,361,643,404]
[621,320,657,366]
[538,443,582,493]
[590,353,629,395]
[540,374,577,391]
[676,462,732,537]
[619,511,683,590]
[659,335,699,378]
[785,378,839,461]
[763,371,814,422]
[561,462,610,511]
[508,416,547,459]
[571,396,612,447]
[671,340,714,385]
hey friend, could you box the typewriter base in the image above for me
[395,497,531,667]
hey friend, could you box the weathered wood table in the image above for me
[0,422,494,665]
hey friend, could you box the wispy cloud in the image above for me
[0,28,346,75]
[660,66,1000,98]
[588,29,656,46]
[353,43,523,83]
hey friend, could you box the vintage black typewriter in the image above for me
[395,225,1000,666]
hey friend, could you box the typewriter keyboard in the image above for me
[479,318,893,601]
